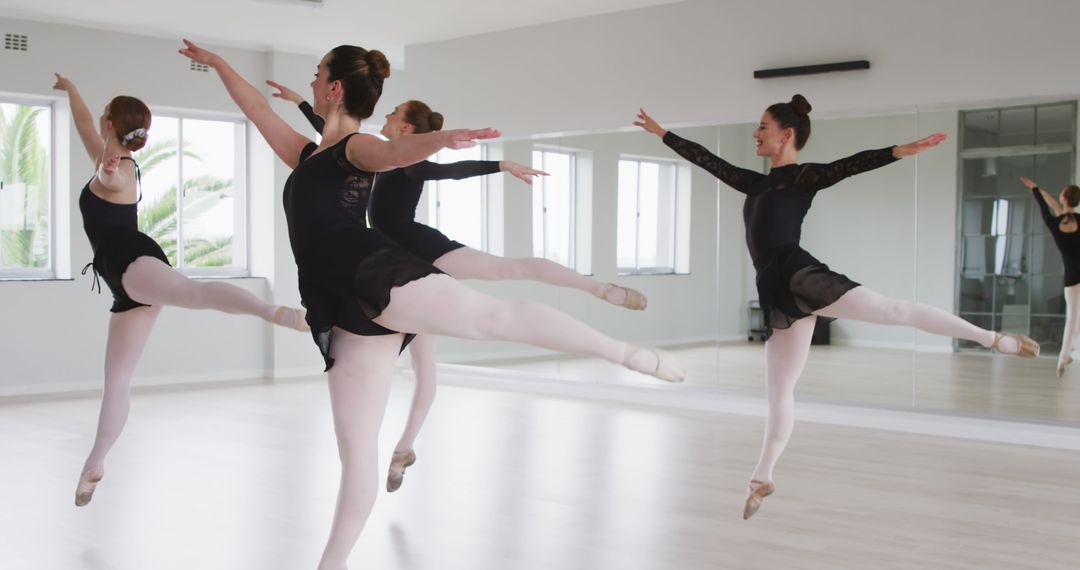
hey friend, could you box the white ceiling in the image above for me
[0,0,684,65]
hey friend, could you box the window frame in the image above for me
[532,147,579,270]
[143,107,250,277]
[0,94,57,280]
[426,145,490,253]
[616,155,681,275]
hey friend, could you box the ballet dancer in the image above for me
[1021,176,1080,377]
[634,95,1039,520]
[181,39,682,569]
[52,74,309,508]
[266,80,648,492]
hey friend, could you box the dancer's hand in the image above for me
[893,132,947,158]
[440,128,501,150]
[633,108,667,137]
[500,161,547,185]
[52,73,75,92]
[1019,176,1039,190]
[266,80,304,104]
[100,155,121,175]
[178,38,222,68]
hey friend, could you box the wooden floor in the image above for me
[473,344,1080,424]
[1,379,1077,569]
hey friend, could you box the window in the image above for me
[136,114,247,275]
[424,146,487,251]
[0,99,53,278]
[532,149,576,268]
[956,101,1077,352]
[617,158,682,274]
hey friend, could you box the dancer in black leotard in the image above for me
[635,95,1039,520]
[184,40,683,569]
[267,82,650,493]
[52,74,308,508]
[1021,176,1080,376]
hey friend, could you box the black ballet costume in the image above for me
[368,161,501,262]
[297,100,501,263]
[285,133,442,371]
[79,157,171,312]
[662,131,898,334]
[1032,186,1080,287]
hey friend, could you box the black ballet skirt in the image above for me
[369,160,501,262]
[663,131,898,334]
[285,134,443,371]
[1032,186,1080,287]
[79,179,171,313]
[754,244,860,332]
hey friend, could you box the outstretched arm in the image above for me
[180,40,311,168]
[635,108,762,193]
[804,133,947,191]
[1021,176,1062,222]
[408,159,547,185]
[266,80,325,134]
[345,128,501,173]
[52,74,104,164]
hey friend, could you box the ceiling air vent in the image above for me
[190,61,210,73]
[4,33,28,51]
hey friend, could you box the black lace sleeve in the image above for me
[796,147,899,191]
[405,160,502,181]
[1031,186,1057,228]
[662,131,762,194]
[298,101,325,134]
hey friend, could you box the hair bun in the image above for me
[428,111,445,132]
[366,50,391,80]
[790,94,812,116]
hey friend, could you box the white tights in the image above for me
[749,286,1014,483]
[1060,284,1080,366]
[386,246,614,455]
[318,272,655,568]
[80,256,297,487]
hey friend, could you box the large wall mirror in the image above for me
[407,96,1080,428]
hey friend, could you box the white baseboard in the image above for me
[0,368,269,399]
[271,365,326,380]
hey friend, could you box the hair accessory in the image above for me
[122,127,148,143]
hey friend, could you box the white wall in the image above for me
[0,17,413,393]
[402,0,1080,137]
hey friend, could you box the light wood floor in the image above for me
[1,379,1077,569]
[471,344,1080,424]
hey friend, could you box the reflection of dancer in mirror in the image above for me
[1021,176,1080,377]
[52,74,309,508]
[268,81,649,493]
[184,39,683,570]
[635,95,1040,520]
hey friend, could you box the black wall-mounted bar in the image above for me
[754,60,870,79]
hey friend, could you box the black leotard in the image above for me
[284,134,441,370]
[663,131,898,332]
[78,157,171,312]
[1032,186,1080,287]
[295,99,502,262]
[369,161,501,262]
